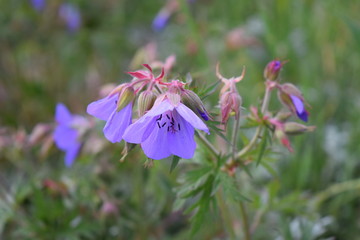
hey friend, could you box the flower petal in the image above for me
[64,142,81,167]
[168,112,196,159]
[290,95,304,114]
[123,117,156,144]
[54,125,78,150]
[141,126,171,160]
[55,103,73,124]
[103,103,132,143]
[146,100,175,117]
[176,104,209,134]
[297,110,308,122]
[87,94,117,121]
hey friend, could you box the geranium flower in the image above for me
[123,99,209,160]
[87,92,133,143]
[54,103,83,167]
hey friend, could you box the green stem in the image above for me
[235,86,272,159]
[313,178,360,208]
[231,117,241,161]
[195,132,219,157]
[216,189,237,240]
[239,201,251,240]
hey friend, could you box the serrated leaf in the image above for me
[169,156,181,173]
[218,172,251,202]
[198,80,221,100]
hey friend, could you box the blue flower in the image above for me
[87,93,133,143]
[59,3,81,32]
[123,99,209,160]
[54,104,82,167]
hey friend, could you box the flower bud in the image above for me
[137,90,157,116]
[117,86,135,111]
[284,122,316,135]
[264,60,283,81]
[220,91,242,124]
[181,89,210,121]
[277,83,308,122]
[274,111,292,122]
[274,128,293,152]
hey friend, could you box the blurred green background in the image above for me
[1,0,360,239]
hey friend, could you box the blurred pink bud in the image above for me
[100,201,118,217]
[264,60,287,81]
[226,27,260,50]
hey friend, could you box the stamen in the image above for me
[167,126,170,132]
[178,123,181,131]
[162,122,166,127]
[171,117,175,123]
[156,114,162,121]
[166,114,170,119]
[157,122,161,128]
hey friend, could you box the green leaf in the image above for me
[256,129,269,166]
[218,172,251,202]
[169,156,181,173]
[198,80,221,100]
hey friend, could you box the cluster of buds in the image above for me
[86,60,210,161]
[263,59,315,151]
[216,63,245,127]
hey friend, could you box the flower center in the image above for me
[155,112,181,134]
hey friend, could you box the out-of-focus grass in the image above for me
[1,0,360,239]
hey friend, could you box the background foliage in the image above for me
[1,0,360,239]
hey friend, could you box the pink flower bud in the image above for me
[220,91,242,124]
[264,60,285,81]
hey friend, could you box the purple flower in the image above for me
[30,0,46,11]
[87,94,133,143]
[152,10,171,32]
[59,3,81,32]
[123,99,209,160]
[54,103,82,167]
[290,95,308,122]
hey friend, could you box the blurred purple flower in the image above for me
[54,103,82,167]
[87,94,133,143]
[59,3,81,32]
[290,95,308,122]
[123,99,209,160]
[152,10,171,32]
[30,0,46,11]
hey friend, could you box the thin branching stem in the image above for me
[235,84,272,159]
[195,132,219,157]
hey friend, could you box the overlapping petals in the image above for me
[123,100,209,160]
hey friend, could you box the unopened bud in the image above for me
[274,112,292,122]
[274,128,293,152]
[181,89,210,121]
[284,122,316,135]
[277,83,308,122]
[264,60,284,81]
[220,91,242,124]
[138,91,157,116]
[117,86,135,111]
